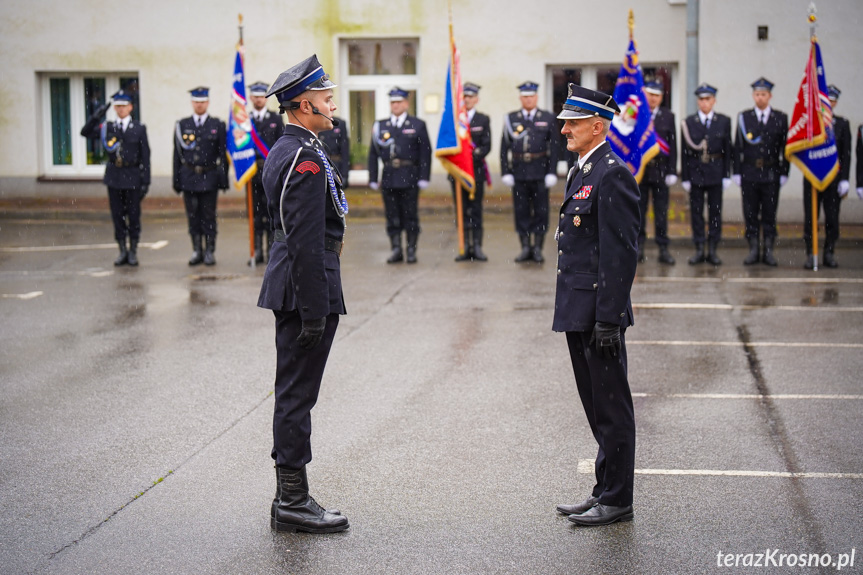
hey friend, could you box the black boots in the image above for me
[455,231,487,262]
[386,234,403,264]
[127,239,139,267]
[272,466,349,534]
[744,237,760,265]
[657,245,675,265]
[472,235,488,262]
[762,237,777,267]
[203,236,216,266]
[515,235,532,262]
[189,235,204,266]
[406,233,418,264]
[688,243,705,265]
[532,234,545,263]
[706,241,722,265]
[114,241,128,267]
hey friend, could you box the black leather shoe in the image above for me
[823,251,838,268]
[556,496,599,516]
[568,504,634,526]
[688,245,705,265]
[657,246,675,265]
[803,255,815,270]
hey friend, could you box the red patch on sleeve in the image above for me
[296,161,321,175]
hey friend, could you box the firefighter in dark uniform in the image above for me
[173,87,229,266]
[80,90,150,267]
[257,55,349,534]
[638,79,677,265]
[248,81,284,264]
[318,116,350,188]
[501,81,560,263]
[552,84,639,527]
[680,83,733,266]
[732,77,789,267]
[368,87,432,264]
[803,85,852,269]
[451,81,492,262]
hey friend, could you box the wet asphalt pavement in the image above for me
[1,203,862,575]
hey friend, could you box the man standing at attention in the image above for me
[258,55,350,534]
[553,84,640,527]
[732,77,789,267]
[680,84,732,266]
[173,87,229,266]
[368,88,432,264]
[500,81,559,263]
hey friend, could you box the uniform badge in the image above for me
[189,134,196,142]
[746,132,754,139]
[583,162,592,175]
[573,215,582,227]
[572,185,592,199]
[107,137,117,147]
[383,132,391,140]
[296,161,321,175]
[515,124,524,133]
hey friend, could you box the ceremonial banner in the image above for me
[607,16,659,184]
[227,44,258,189]
[784,37,839,192]
[434,34,475,194]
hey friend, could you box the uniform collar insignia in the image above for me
[583,162,592,175]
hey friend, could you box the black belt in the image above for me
[512,151,549,162]
[385,158,414,168]
[186,164,219,174]
[686,152,724,163]
[745,158,776,168]
[273,229,343,255]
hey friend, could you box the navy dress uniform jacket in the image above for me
[318,119,350,186]
[552,142,640,333]
[833,116,852,183]
[368,115,432,189]
[253,109,284,158]
[173,116,229,192]
[469,111,492,180]
[681,114,733,186]
[257,125,346,321]
[500,109,559,181]
[643,108,676,185]
[80,118,150,190]
[733,109,789,183]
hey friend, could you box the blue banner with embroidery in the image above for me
[607,35,659,184]
[227,44,259,189]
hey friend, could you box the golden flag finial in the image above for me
[628,9,634,39]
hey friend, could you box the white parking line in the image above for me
[637,276,863,284]
[577,459,863,479]
[0,240,168,253]
[629,340,863,348]
[634,303,863,312]
[1,291,43,299]
[631,393,863,400]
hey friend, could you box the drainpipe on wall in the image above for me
[686,0,699,116]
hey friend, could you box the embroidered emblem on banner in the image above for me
[296,161,321,175]
[573,215,582,227]
[572,185,593,200]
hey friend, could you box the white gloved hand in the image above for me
[501,174,515,187]
[722,178,731,190]
[544,174,558,188]
[665,174,678,187]
[681,181,691,192]
[418,179,429,190]
[857,187,863,200]
[780,175,788,187]
[731,174,742,187]
[369,182,379,191]
[838,180,850,197]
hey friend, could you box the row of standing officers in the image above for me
[81,77,860,270]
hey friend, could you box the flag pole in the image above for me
[238,13,256,268]
[809,3,819,271]
[448,1,466,257]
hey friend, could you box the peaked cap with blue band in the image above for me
[694,83,718,97]
[518,81,539,95]
[248,81,269,96]
[388,87,409,101]
[111,90,132,104]
[463,82,481,96]
[557,83,620,121]
[827,84,841,100]
[750,77,774,92]
[266,54,337,104]
[189,86,210,101]
[644,80,664,95]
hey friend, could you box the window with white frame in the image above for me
[39,73,140,178]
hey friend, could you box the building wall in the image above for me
[0,0,859,197]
